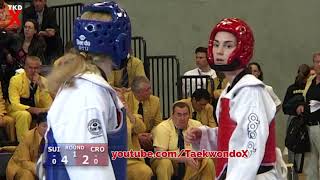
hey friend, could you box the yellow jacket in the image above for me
[212,77,228,99]
[152,118,202,151]
[0,82,7,116]
[8,72,53,112]
[108,56,146,88]
[6,128,41,180]
[152,118,215,179]
[127,116,146,161]
[179,98,217,128]
[125,91,162,132]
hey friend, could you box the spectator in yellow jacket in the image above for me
[0,82,15,142]
[6,112,47,180]
[108,56,146,90]
[179,89,217,128]
[212,72,228,101]
[124,99,153,180]
[8,56,52,142]
[152,102,215,180]
[124,76,162,151]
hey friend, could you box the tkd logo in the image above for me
[7,4,23,27]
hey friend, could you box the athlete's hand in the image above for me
[185,127,202,144]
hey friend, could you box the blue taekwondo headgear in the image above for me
[73,1,131,69]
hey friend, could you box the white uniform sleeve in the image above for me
[226,86,275,180]
[84,107,109,142]
[266,85,281,107]
[192,126,218,151]
[80,84,117,143]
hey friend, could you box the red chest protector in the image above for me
[216,98,276,179]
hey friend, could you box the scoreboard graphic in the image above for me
[45,143,108,166]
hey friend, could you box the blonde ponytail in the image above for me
[47,52,101,95]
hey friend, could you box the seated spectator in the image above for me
[124,76,162,151]
[119,93,153,180]
[178,89,217,127]
[16,19,46,65]
[108,55,146,91]
[183,47,217,97]
[3,20,46,96]
[152,102,215,180]
[248,62,282,112]
[6,112,47,180]
[23,0,63,64]
[0,0,19,32]
[0,30,20,101]
[0,0,21,88]
[212,71,228,108]
[8,56,52,142]
[0,81,15,142]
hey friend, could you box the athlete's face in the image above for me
[212,31,237,65]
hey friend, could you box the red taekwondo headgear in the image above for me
[207,18,254,71]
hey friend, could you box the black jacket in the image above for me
[16,34,47,64]
[22,5,63,64]
[282,82,306,115]
[22,5,59,34]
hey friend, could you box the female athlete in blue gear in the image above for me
[38,1,130,180]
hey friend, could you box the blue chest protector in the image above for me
[108,108,128,180]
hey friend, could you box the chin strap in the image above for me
[211,58,244,72]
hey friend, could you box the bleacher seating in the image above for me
[146,55,180,119]
[51,3,83,48]
[131,36,148,78]
[177,75,214,99]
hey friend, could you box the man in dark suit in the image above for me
[23,0,63,64]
